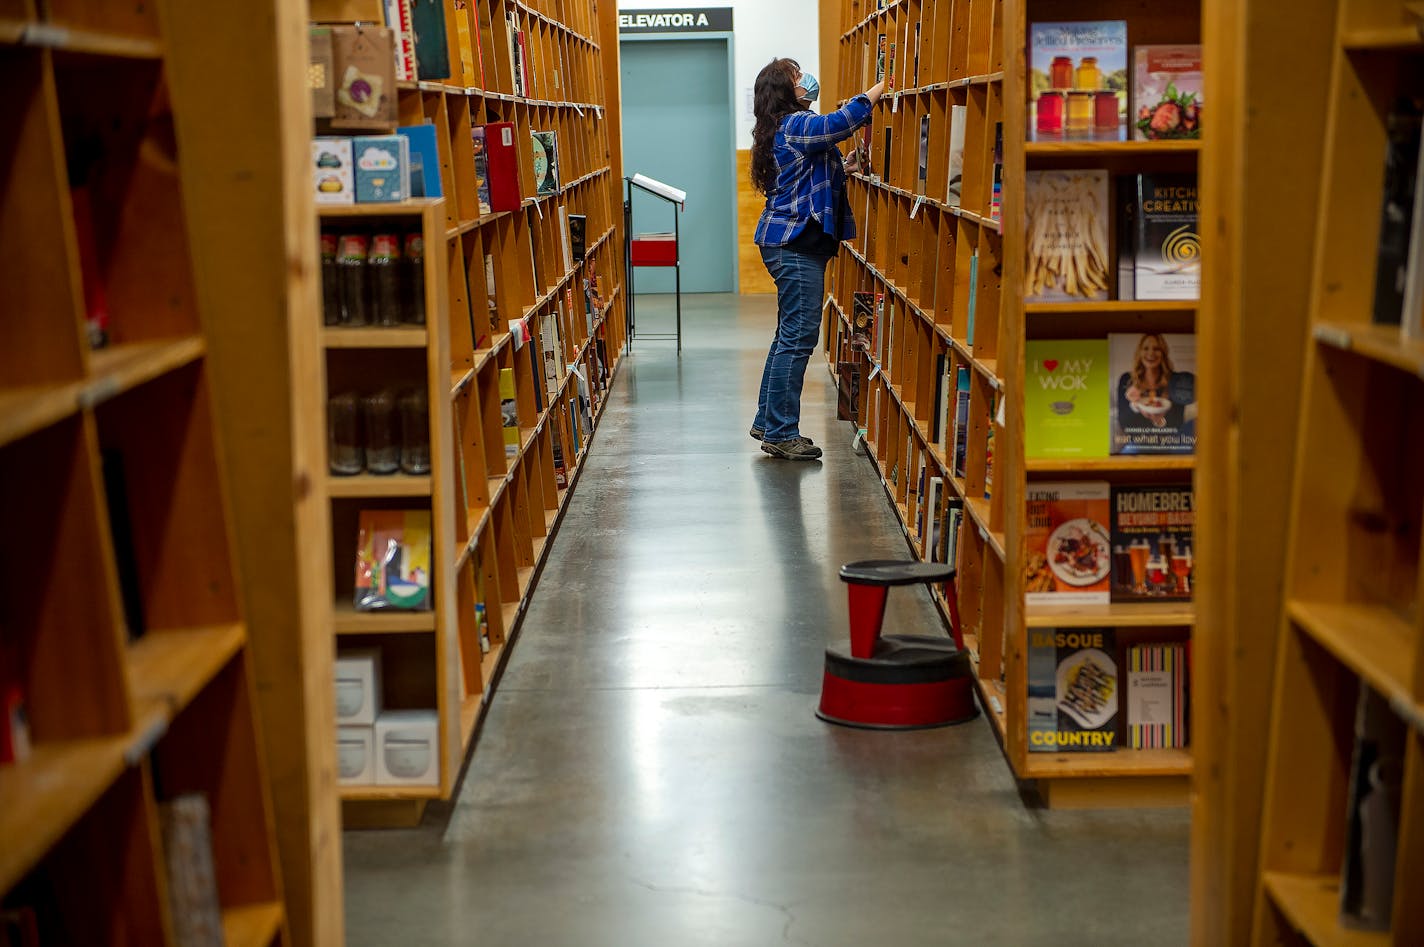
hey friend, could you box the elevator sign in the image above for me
[617,8,734,34]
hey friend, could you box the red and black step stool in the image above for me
[816,560,979,730]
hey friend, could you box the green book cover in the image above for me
[1025,339,1110,457]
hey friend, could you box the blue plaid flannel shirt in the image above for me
[754,94,874,247]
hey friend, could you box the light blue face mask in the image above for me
[797,72,820,104]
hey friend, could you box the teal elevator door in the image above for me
[620,38,735,294]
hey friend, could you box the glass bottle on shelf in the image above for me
[398,387,431,475]
[403,232,426,325]
[328,391,364,475]
[321,233,341,326]
[368,233,403,327]
[337,234,370,326]
[362,389,400,474]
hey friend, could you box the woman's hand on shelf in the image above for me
[865,79,887,104]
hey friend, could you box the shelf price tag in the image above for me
[533,198,544,219]
[868,363,882,382]
[574,103,584,116]
[891,93,900,113]
[996,397,1006,426]
[909,196,924,220]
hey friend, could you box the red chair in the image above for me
[816,560,979,730]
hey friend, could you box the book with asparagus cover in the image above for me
[1024,170,1110,301]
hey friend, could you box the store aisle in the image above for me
[343,294,1189,946]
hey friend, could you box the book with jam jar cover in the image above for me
[1028,21,1127,141]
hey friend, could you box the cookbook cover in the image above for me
[1127,643,1188,749]
[1025,339,1110,458]
[1024,170,1110,301]
[1028,21,1127,140]
[1133,45,1202,140]
[1108,332,1196,454]
[1025,480,1111,605]
[1109,483,1194,602]
[1028,627,1119,752]
[1134,173,1200,299]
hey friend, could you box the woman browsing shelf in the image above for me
[749,58,884,460]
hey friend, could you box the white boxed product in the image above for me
[334,648,382,725]
[337,726,375,784]
[374,709,439,786]
[312,136,355,204]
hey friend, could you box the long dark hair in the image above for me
[750,58,801,195]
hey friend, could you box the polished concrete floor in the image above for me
[344,294,1190,945]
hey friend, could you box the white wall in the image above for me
[617,0,821,149]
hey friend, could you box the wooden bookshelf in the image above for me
[1192,1,1424,942]
[306,0,626,828]
[827,0,1204,808]
[0,0,288,938]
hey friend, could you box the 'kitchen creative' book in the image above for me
[1024,339,1110,458]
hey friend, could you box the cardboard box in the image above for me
[337,726,376,784]
[375,710,439,786]
[334,649,382,726]
[353,134,410,203]
[312,137,355,205]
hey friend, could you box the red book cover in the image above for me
[481,122,523,212]
[517,30,532,97]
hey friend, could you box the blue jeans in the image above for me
[753,245,831,442]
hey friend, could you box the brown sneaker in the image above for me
[761,436,823,460]
[751,426,813,445]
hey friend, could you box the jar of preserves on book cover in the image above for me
[1076,56,1101,91]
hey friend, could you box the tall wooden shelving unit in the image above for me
[828,0,1203,807]
[308,0,626,828]
[0,0,288,943]
[1201,0,1424,942]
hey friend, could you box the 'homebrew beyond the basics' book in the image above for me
[1133,174,1200,299]
[354,510,432,611]
[1024,339,1110,458]
[1028,21,1127,140]
[531,130,559,195]
[1110,483,1194,603]
[1025,480,1111,605]
[1133,45,1202,140]
[1108,332,1196,454]
[1028,627,1119,752]
[1024,170,1110,301]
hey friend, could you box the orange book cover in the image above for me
[1024,481,1111,605]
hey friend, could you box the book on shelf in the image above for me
[551,426,568,488]
[1110,484,1193,603]
[946,105,967,207]
[1109,332,1196,454]
[1028,627,1119,752]
[527,343,545,414]
[923,475,945,553]
[532,130,560,195]
[1126,643,1187,749]
[453,0,478,86]
[1339,686,1408,930]
[518,20,536,97]
[1401,116,1424,340]
[481,122,523,212]
[353,134,411,203]
[409,0,450,80]
[916,114,930,196]
[984,392,996,500]
[1025,480,1112,605]
[354,510,432,611]
[950,366,971,477]
[851,290,875,352]
[882,126,893,184]
[1024,339,1110,458]
[937,497,964,568]
[966,251,979,345]
[471,126,492,214]
[311,137,355,205]
[506,13,525,96]
[397,124,443,199]
[1372,98,1423,326]
[1133,46,1202,141]
[558,206,574,274]
[1028,20,1128,141]
[990,122,1003,221]
[541,312,562,401]
[1024,170,1110,302]
[569,213,587,261]
[159,794,225,947]
[1116,176,1136,299]
[1131,174,1200,300]
[483,252,499,335]
[381,0,416,81]
[500,367,520,458]
[931,352,949,444]
[837,359,863,423]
